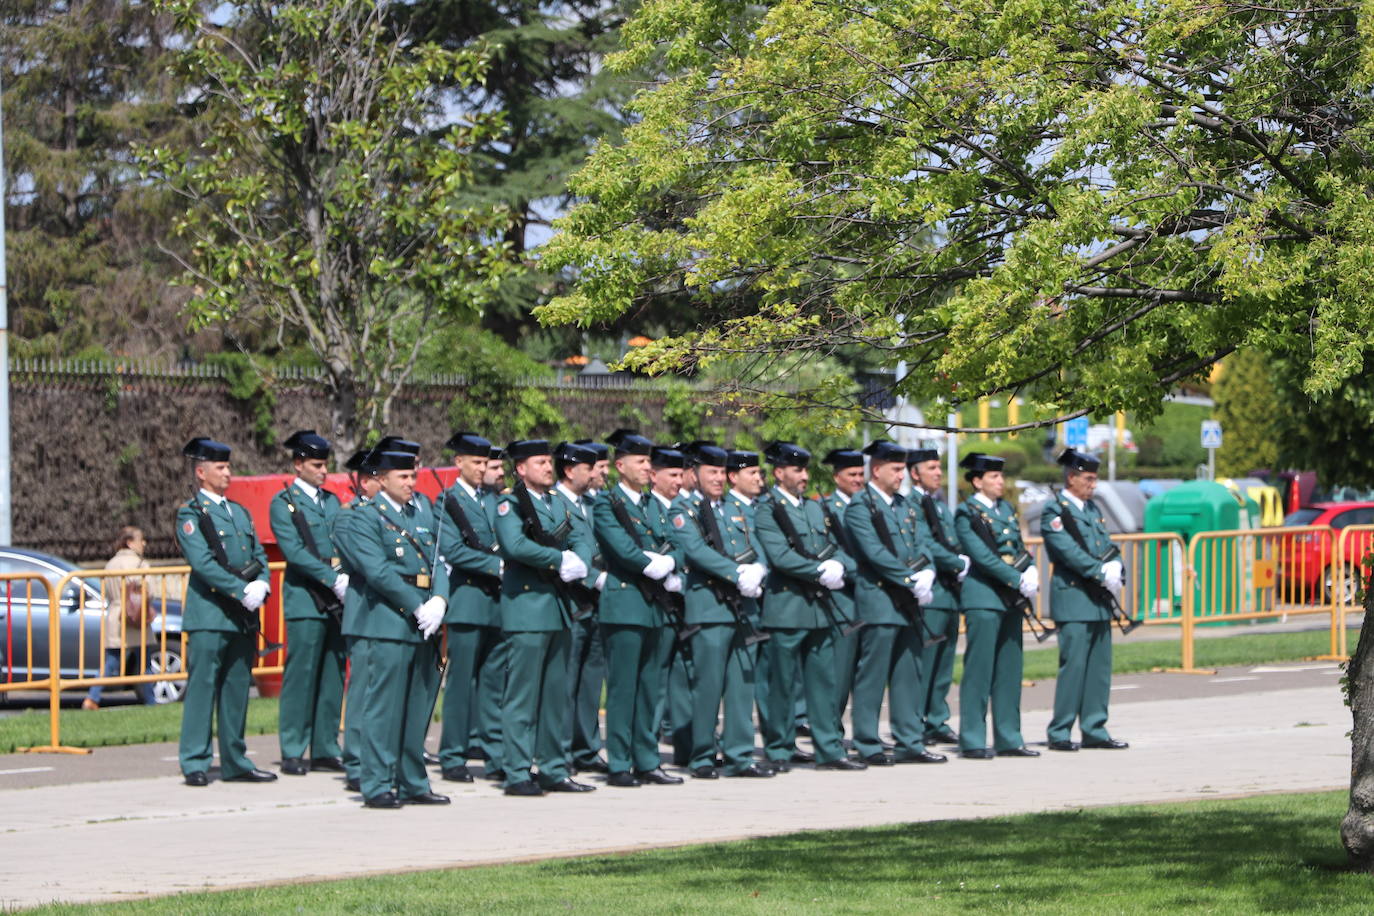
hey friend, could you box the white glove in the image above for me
[911,568,936,595]
[736,563,767,594]
[663,573,683,593]
[1101,559,1123,588]
[498,560,505,577]
[241,579,269,611]
[740,582,763,600]
[331,574,349,601]
[559,550,588,583]
[1018,566,1040,599]
[817,559,845,590]
[414,595,447,639]
[642,551,675,580]
[595,571,607,592]
[443,561,453,577]
[913,583,935,605]
[957,555,971,581]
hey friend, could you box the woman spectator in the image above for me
[83,526,153,708]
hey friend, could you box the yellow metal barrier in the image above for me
[0,573,87,753]
[16,562,288,754]
[1335,524,1374,658]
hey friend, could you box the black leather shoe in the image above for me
[925,727,959,745]
[864,752,895,767]
[310,757,346,773]
[184,771,208,787]
[442,765,474,783]
[423,751,440,765]
[816,758,867,771]
[635,767,684,785]
[796,721,812,737]
[503,780,543,797]
[996,747,1041,757]
[225,768,279,782]
[790,748,815,763]
[280,757,308,776]
[345,777,360,792]
[575,757,610,774]
[544,779,596,793]
[403,791,451,805]
[1083,738,1130,749]
[606,771,641,787]
[691,766,719,779]
[484,768,506,782]
[895,750,948,764]
[468,747,491,761]
[961,748,995,759]
[762,760,791,774]
[1047,740,1080,752]
[364,792,402,809]
[728,763,774,778]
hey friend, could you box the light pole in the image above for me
[0,72,12,545]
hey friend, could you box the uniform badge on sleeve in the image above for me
[182,520,194,535]
[497,502,510,517]
[1049,516,1063,532]
[672,515,685,529]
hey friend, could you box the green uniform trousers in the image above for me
[342,636,367,782]
[851,623,928,758]
[661,642,694,765]
[356,637,439,800]
[471,632,507,764]
[689,624,759,773]
[601,622,670,774]
[753,638,808,748]
[179,630,256,778]
[833,626,860,738]
[761,627,845,763]
[278,616,346,761]
[1048,620,1113,744]
[438,622,502,769]
[500,629,572,787]
[920,607,961,738]
[567,616,606,768]
[959,608,1025,752]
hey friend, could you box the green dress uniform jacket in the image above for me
[330,494,372,783]
[818,491,861,736]
[593,485,684,627]
[955,494,1029,753]
[844,485,933,626]
[1041,493,1118,745]
[175,492,270,779]
[554,484,608,769]
[436,481,502,627]
[912,488,963,741]
[270,481,346,764]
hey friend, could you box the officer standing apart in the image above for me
[595,431,685,787]
[667,443,770,779]
[176,437,276,786]
[494,439,596,796]
[906,448,969,747]
[955,452,1040,759]
[348,447,451,808]
[755,442,864,771]
[434,431,504,784]
[271,430,350,777]
[333,446,382,793]
[818,448,866,738]
[1042,448,1129,752]
[845,440,945,765]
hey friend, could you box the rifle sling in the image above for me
[281,486,343,616]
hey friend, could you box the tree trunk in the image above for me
[1342,569,1374,869]
[327,367,360,461]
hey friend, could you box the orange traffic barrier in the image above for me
[1334,524,1374,658]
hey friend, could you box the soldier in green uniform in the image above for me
[434,431,503,784]
[594,432,686,787]
[818,448,865,738]
[723,450,773,752]
[333,446,382,793]
[348,447,452,808]
[270,430,349,777]
[845,440,946,765]
[906,448,969,747]
[176,437,277,786]
[1042,448,1129,752]
[954,452,1041,759]
[471,443,509,774]
[755,442,865,772]
[667,444,771,779]
[661,444,708,766]
[494,439,597,796]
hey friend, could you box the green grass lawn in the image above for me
[24,790,1367,914]
[0,696,277,755]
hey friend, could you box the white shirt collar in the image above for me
[774,486,801,507]
[1063,491,1085,511]
[380,491,406,514]
[834,490,852,505]
[618,481,642,506]
[651,490,674,509]
[199,488,227,506]
[556,482,582,507]
[292,477,319,502]
[867,482,895,506]
[455,477,479,500]
[913,484,930,498]
[728,490,753,507]
[973,492,996,509]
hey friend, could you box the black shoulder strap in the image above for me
[608,492,648,549]
[966,503,1001,554]
[282,485,325,561]
[865,490,901,557]
[920,493,958,551]
[443,490,487,551]
[190,500,232,569]
[373,503,432,575]
[1050,491,1097,557]
[696,501,728,555]
[770,498,819,561]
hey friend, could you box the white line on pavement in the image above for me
[1211,676,1260,683]
[0,767,54,776]
[1251,664,1339,673]
[1110,685,1141,690]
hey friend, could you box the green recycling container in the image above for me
[1142,481,1261,621]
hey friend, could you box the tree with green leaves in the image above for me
[1212,351,1278,479]
[536,0,1374,865]
[143,0,514,453]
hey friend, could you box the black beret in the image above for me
[284,429,331,460]
[650,446,688,469]
[446,431,493,457]
[375,436,421,456]
[822,448,864,470]
[373,450,417,471]
[488,446,505,460]
[506,439,552,461]
[554,441,598,466]
[690,443,729,467]
[182,437,231,462]
[573,439,610,460]
[726,450,761,471]
[606,428,653,456]
[1057,448,1101,473]
[764,441,811,467]
[959,452,1005,473]
[344,448,379,474]
[863,439,907,464]
[905,448,940,465]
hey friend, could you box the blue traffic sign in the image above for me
[1064,417,1089,448]
[1201,420,1223,449]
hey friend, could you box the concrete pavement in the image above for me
[0,660,1352,911]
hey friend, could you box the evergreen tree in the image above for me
[1212,350,1279,478]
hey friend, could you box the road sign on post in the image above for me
[1201,420,1222,480]
[1064,416,1089,449]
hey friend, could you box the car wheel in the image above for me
[1324,566,1359,606]
[145,647,186,705]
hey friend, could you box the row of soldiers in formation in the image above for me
[174,427,1129,806]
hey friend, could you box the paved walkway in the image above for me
[0,661,1351,910]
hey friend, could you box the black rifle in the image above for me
[605,493,699,643]
[432,471,503,602]
[695,502,770,646]
[279,483,345,622]
[965,507,1054,642]
[859,492,946,648]
[1048,491,1141,636]
[767,498,863,637]
[918,493,963,600]
[512,483,599,621]
[187,495,283,657]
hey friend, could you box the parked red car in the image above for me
[1280,502,1374,602]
